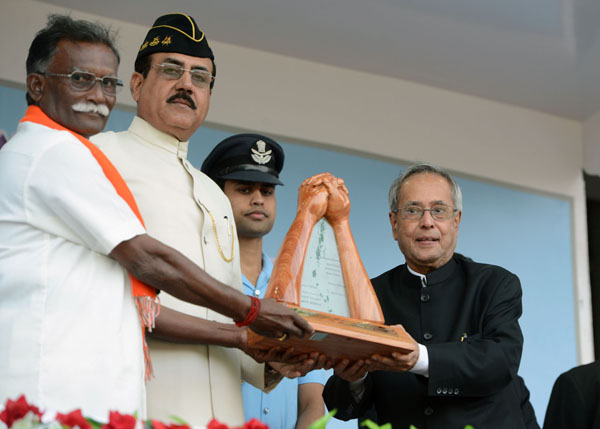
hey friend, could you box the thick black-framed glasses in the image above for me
[392,205,458,221]
[43,70,123,95]
[152,63,214,88]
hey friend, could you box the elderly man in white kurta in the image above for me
[0,16,148,420]
[93,14,276,426]
[0,105,148,424]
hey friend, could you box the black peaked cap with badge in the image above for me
[136,13,215,84]
[201,134,285,186]
[137,13,214,61]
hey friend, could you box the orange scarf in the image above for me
[21,105,159,380]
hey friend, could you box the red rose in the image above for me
[56,409,92,429]
[149,419,191,429]
[101,411,137,429]
[150,420,169,429]
[241,418,269,429]
[0,395,43,428]
[206,419,229,429]
[166,424,190,429]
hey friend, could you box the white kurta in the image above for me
[93,117,267,426]
[0,121,146,421]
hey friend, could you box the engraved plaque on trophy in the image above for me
[299,219,350,317]
[246,173,416,362]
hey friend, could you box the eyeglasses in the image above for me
[152,63,214,88]
[43,70,123,95]
[392,205,458,221]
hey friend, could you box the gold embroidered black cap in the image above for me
[136,13,214,63]
[202,134,285,186]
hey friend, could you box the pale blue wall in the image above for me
[0,84,577,424]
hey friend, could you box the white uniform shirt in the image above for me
[0,121,146,420]
[93,117,266,426]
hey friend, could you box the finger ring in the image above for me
[278,333,288,341]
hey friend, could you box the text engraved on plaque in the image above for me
[300,219,350,317]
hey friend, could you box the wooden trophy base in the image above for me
[247,305,416,362]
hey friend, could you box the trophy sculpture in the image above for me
[247,173,416,362]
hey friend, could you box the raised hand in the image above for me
[323,176,350,224]
[297,174,330,220]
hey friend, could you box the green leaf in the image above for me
[308,409,337,429]
[168,416,189,425]
[360,419,392,429]
[85,417,102,429]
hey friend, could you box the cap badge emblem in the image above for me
[251,140,272,165]
[161,36,172,46]
[149,36,160,47]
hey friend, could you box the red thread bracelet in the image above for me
[235,296,261,327]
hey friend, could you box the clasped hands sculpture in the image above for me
[267,172,383,321]
[249,172,416,363]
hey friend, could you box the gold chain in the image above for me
[206,209,234,262]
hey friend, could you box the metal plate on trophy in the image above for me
[247,173,416,362]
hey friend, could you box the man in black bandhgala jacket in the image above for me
[324,163,536,429]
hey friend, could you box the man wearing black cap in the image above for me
[93,13,311,426]
[202,134,328,429]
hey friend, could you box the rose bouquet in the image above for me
[0,396,268,429]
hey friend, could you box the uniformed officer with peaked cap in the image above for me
[202,135,331,427]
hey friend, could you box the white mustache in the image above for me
[72,102,110,118]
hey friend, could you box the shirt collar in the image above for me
[241,251,273,295]
[128,116,189,159]
[406,254,458,287]
[407,265,428,288]
[261,251,274,276]
[241,252,273,282]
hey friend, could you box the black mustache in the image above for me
[167,92,197,110]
